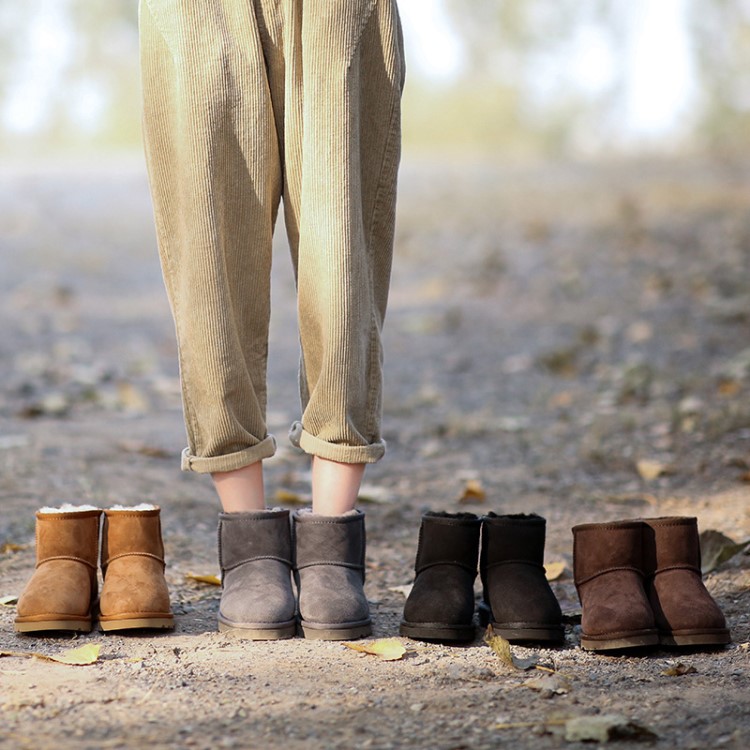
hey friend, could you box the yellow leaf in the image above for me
[186,572,222,586]
[459,479,486,504]
[274,489,306,505]
[1,542,28,554]
[636,459,668,481]
[344,638,406,661]
[661,663,697,677]
[484,626,540,671]
[544,561,566,581]
[0,595,18,606]
[1,644,101,666]
[44,644,101,666]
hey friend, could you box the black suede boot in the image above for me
[293,509,372,640]
[400,512,481,642]
[478,513,564,644]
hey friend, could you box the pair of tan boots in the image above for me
[14,505,173,634]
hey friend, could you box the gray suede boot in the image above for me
[293,509,372,640]
[218,510,297,639]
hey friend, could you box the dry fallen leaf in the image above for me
[1,542,28,554]
[459,479,486,504]
[117,382,149,413]
[522,673,571,695]
[1,643,101,666]
[0,595,19,606]
[274,489,306,505]
[46,644,101,666]
[661,663,697,677]
[564,714,657,743]
[699,530,750,574]
[544,561,566,581]
[344,638,406,661]
[484,626,540,671]
[118,440,171,459]
[636,459,670,481]
[185,572,222,586]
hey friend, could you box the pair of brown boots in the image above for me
[14,505,173,634]
[573,516,730,651]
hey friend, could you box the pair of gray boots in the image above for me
[218,508,371,640]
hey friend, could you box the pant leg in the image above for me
[139,0,282,472]
[284,0,406,464]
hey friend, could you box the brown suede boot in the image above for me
[573,520,658,651]
[478,513,564,644]
[643,517,730,647]
[99,505,174,631]
[15,506,101,633]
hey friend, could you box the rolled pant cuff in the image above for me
[289,422,385,464]
[181,436,277,473]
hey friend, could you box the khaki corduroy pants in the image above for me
[139,0,405,472]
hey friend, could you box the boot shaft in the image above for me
[642,516,701,575]
[480,513,547,570]
[35,508,101,569]
[414,512,481,575]
[218,509,292,572]
[101,507,165,571]
[572,520,646,585]
[293,509,367,578]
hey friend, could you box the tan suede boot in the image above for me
[99,505,174,631]
[643,517,730,647]
[573,520,658,651]
[15,506,101,633]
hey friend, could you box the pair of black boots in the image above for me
[400,512,563,643]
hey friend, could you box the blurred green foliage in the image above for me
[1,0,749,159]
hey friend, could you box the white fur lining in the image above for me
[297,508,359,517]
[39,504,99,514]
[108,503,157,511]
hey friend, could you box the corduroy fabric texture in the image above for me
[140,0,405,472]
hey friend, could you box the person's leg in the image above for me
[140,0,281,479]
[212,462,265,512]
[311,458,365,515]
[140,0,295,638]
[283,0,406,639]
[283,0,406,468]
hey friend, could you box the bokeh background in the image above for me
[1,0,750,161]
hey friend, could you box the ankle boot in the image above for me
[217,509,296,639]
[15,506,101,633]
[573,520,658,651]
[99,506,174,631]
[293,509,371,640]
[478,513,564,644]
[643,517,730,647]
[400,512,481,642]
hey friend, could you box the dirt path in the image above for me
[1,157,749,749]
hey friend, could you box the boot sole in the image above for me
[488,625,565,644]
[399,621,475,643]
[300,620,372,641]
[580,631,659,651]
[14,617,92,633]
[100,616,174,632]
[218,619,297,640]
[659,629,731,647]
[477,603,564,644]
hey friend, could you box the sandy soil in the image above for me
[0,156,749,749]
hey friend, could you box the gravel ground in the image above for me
[0,156,749,749]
